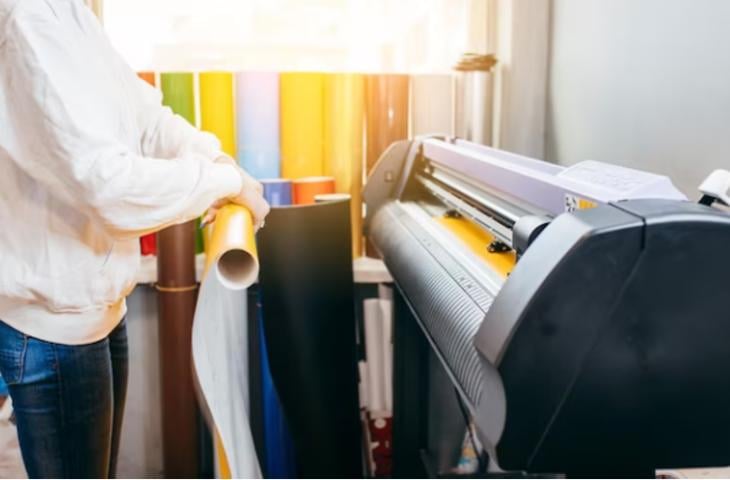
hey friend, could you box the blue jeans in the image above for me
[0,370,7,396]
[0,319,128,478]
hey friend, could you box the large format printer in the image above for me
[364,137,730,477]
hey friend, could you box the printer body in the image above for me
[364,137,730,477]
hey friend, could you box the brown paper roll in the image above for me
[156,221,200,478]
[365,75,410,174]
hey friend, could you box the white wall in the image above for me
[117,286,164,478]
[546,0,730,197]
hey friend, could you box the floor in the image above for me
[0,400,25,479]
[1,394,730,479]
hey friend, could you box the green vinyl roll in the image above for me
[160,73,196,125]
[160,73,203,253]
[257,199,362,478]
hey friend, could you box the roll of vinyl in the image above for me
[280,73,325,179]
[292,176,335,205]
[261,179,292,207]
[365,74,410,173]
[158,72,200,479]
[138,71,156,87]
[192,204,261,478]
[358,361,369,410]
[324,73,365,258]
[259,307,297,479]
[454,54,497,146]
[199,72,236,157]
[380,299,393,414]
[364,299,386,414]
[236,72,280,179]
[258,178,297,477]
[160,73,196,125]
[257,200,362,477]
[198,72,235,255]
[195,217,205,255]
[201,205,258,286]
[314,193,351,203]
[410,74,454,137]
[138,71,158,256]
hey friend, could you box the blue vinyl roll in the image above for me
[258,175,295,477]
[261,179,292,207]
[236,72,281,179]
[258,305,297,478]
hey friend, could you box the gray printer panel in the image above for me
[480,200,730,474]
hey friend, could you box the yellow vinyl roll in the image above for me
[203,205,258,287]
[280,72,325,178]
[215,432,232,479]
[193,204,259,478]
[324,73,365,258]
[200,72,236,157]
[434,215,516,278]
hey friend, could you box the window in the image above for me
[103,0,486,73]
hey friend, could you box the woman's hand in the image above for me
[202,156,270,229]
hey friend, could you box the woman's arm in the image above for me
[0,3,243,239]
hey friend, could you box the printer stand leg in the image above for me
[392,288,429,478]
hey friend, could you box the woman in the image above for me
[0,0,269,477]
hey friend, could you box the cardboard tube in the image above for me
[365,74,410,174]
[324,73,365,258]
[138,71,158,256]
[236,72,280,178]
[199,72,236,157]
[203,205,258,290]
[280,73,325,178]
[292,176,335,205]
[158,72,200,479]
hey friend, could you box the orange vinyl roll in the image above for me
[365,74,410,174]
[138,71,156,86]
[324,73,365,258]
[292,176,335,205]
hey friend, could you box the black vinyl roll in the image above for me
[257,199,362,478]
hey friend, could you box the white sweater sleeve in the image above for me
[1,6,242,240]
[132,76,226,161]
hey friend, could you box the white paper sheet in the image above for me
[192,274,261,479]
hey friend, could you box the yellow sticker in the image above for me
[564,194,598,212]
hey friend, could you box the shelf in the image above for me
[136,254,392,285]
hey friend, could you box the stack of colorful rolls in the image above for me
[134,69,420,258]
[138,68,429,478]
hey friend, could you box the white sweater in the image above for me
[0,0,243,344]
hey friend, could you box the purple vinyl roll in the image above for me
[261,179,292,207]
